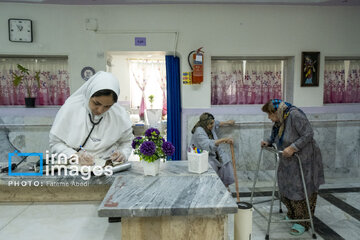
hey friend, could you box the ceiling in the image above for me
[0,0,358,6]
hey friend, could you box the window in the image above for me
[128,59,167,118]
[211,58,284,105]
[324,59,360,103]
[0,56,70,106]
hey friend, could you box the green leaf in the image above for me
[34,71,41,88]
[12,73,22,87]
[17,64,29,75]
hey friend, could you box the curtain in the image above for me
[165,55,181,160]
[211,60,244,105]
[345,60,360,103]
[128,59,166,119]
[157,65,167,116]
[0,58,70,106]
[211,60,282,105]
[244,60,282,104]
[130,62,147,119]
[323,61,345,103]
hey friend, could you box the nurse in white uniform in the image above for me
[49,71,133,165]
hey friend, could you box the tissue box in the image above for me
[187,150,209,174]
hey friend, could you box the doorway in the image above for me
[106,51,167,136]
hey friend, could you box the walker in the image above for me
[250,146,317,239]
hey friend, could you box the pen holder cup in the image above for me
[187,150,209,174]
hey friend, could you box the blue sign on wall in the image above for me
[135,37,146,46]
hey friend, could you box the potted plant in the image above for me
[132,127,175,176]
[148,94,154,109]
[12,64,40,107]
[146,94,162,126]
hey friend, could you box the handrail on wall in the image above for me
[0,119,359,129]
[233,119,360,126]
[0,124,52,128]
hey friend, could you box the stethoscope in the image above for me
[76,113,103,152]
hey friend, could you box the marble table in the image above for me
[98,161,238,240]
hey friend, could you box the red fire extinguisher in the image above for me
[188,47,204,84]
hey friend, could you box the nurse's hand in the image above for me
[282,146,297,158]
[78,151,94,166]
[110,151,126,163]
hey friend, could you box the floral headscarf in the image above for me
[270,99,293,146]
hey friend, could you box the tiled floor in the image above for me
[1,184,360,240]
[0,202,122,240]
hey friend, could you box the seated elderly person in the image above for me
[190,112,235,190]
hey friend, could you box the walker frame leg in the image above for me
[266,151,281,238]
[297,155,317,239]
[250,149,263,204]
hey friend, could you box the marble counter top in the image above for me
[98,161,238,218]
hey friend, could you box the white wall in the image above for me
[108,54,130,102]
[1,3,360,108]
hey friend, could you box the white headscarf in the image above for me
[50,71,132,155]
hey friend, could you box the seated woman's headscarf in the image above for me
[50,71,132,156]
[191,112,215,138]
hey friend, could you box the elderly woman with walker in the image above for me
[261,99,324,236]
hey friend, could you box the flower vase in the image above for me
[142,159,160,176]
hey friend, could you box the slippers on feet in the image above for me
[284,216,291,220]
[290,223,305,236]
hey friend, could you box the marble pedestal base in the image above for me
[122,215,228,240]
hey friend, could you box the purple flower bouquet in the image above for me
[132,128,175,163]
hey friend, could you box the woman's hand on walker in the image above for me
[282,146,297,158]
[261,141,269,147]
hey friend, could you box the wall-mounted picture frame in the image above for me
[301,51,320,87]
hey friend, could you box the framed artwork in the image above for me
[301,51,320,87]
